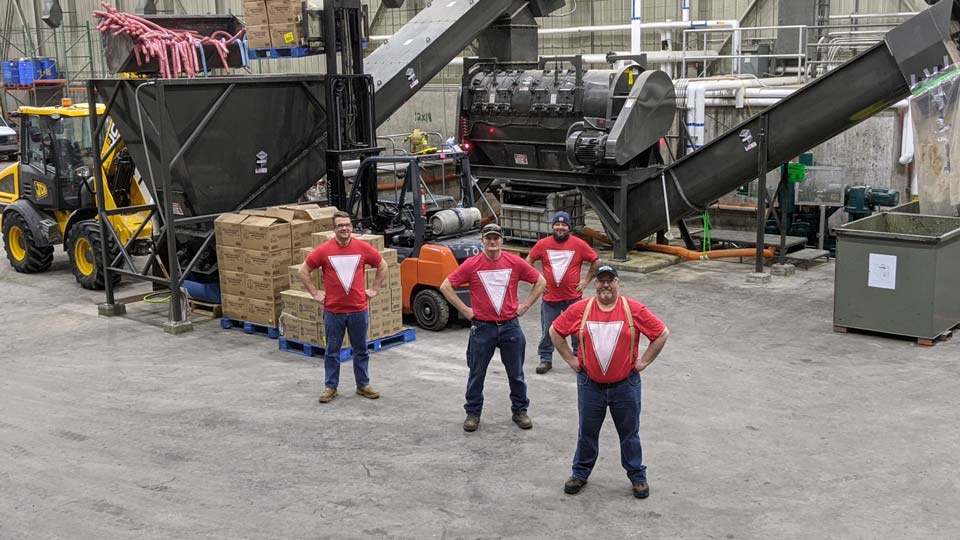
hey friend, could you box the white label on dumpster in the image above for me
[868,253,897,290]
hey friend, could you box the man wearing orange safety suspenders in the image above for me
[549,265,670,499]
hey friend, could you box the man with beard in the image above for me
[549,265,669,499]
[440,223,546,432]
[526,211,599,375]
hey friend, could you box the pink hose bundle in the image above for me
[93,2,246,79]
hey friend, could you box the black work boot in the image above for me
[632,481,650,499]
[512,411,533,430]
[463,415,480,432]
[535,361,552,374]
[564,477,587,495]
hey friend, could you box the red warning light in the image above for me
[488,127,495,134]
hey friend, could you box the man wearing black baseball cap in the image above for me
[549,263,669,499]
[440,222,546,432]
[526,210,599,375]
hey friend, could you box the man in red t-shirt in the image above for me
[526,211,599,375]
[299,211,388,404]
[550,265,669,499]
[439,223,546,433]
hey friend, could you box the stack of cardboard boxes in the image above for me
[243,0,303,48]
[215,204,336,327]
[280,231,405,347]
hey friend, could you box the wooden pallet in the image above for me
[834,324,955,347]
[189,299,222,318]
[220,317,280,339]
[279,328,417,361]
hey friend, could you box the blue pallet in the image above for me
[279,328,417,362]
[248,46,311,60]
[220,317,280,339]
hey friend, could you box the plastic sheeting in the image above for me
[911,67,960,217]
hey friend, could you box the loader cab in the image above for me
[15,102,100,211]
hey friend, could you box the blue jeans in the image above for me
[322,310,370,389]
[538,298,580,363]
[572,370,646,483]
[464,319,529,416]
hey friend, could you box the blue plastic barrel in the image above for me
[1,61,18,84]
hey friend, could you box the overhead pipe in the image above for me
[829,12,918,20]
[370,19,741,43]
[446,49,719,66]
[677,76,802,150]
[632,0,643,56]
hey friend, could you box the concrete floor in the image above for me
[2,249,959,540]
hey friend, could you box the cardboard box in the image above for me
[380,248,398,265]
[240,215,292,252]
[220,270,246,297]
[245,24,271,48]
[245,297,283,327]
[243,0,270,26]
[282,204,337,231]
[295,247,312,265]
[265,0,300,25]
[280,312,301,340]
[243,249,292,277]
[245,274,290,302]
[221,293,246,320]
[300,319,327,345]
[355,233,385,251]
[299,293,323,322]
[269,23,301,47]
[288,265,320,292]
[214,213,248,248]
[281,290,304,316]
[365,267,378,288]
[216,245,245,273]
[388,266,401,289]
[390,287,402,311]
[311,231,335,248]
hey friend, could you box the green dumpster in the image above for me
[834,212,960,341]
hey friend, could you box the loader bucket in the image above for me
[101,14,247,75]
[92,75,328,218]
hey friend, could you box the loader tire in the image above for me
[2,210,53,273]
[67,220,120,290]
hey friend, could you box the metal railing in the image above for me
[682,25,808,80]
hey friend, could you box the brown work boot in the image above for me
[318,387,338,403]
[564,477,587,495]
[535,362,552,374]
[512,411,533,430]
[355,385,380,399]
[632,481,650,499]
[463,415,480,432]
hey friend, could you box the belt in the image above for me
[474,318,517,326]
[586,376,633,388]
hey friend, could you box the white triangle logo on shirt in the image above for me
[329,254,362,294]
[586,321,623,375]
[478,269,512,315]
[546,249,575,287]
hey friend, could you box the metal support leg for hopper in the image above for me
[748,114,772,284]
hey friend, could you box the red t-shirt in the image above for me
[447,252,541,322]
[304,238,383,314]
[528,235,599,302]
[552,295,666,383]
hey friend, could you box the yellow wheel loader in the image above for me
[0,99,153,289]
